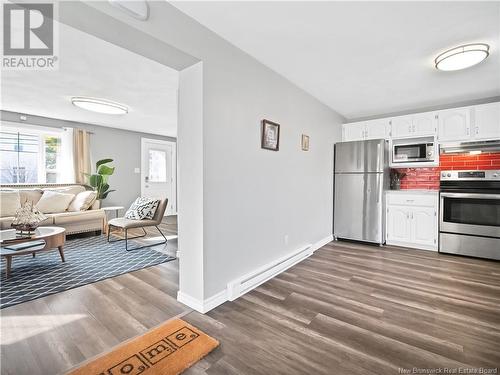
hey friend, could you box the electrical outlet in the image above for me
[134,167,140,174]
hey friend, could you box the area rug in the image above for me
[0,235,175,309]
[67,319,219,375]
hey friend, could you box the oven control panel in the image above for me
[440,170,500,181]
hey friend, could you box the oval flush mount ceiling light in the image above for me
[435,43,490,71]
[71,97,128,115]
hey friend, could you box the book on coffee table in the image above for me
[3,241,45,251]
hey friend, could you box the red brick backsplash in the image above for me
[393,152,500,190]
[395,167,440,190]
[439,152,500,170]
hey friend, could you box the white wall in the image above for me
[60,1,344,306]
[177,62,204,302]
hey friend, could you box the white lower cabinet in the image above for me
[386,192,438,251]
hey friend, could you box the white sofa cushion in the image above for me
[0,191,21,217]
[68,191,97,212]
[36,191,75,214]
[43,185,86,196]
[53,209,105,225]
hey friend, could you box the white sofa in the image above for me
[0,184,106,235]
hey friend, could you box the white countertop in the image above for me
[386,189,439,195]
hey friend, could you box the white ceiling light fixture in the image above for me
[435,43,490,71]
[71,97,129,115]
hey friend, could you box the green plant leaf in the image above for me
[101,190,116,199]
[89,174,102,187]
[97,164,115,176]
[96,158,113,170]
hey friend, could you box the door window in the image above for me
[148,149,167,182]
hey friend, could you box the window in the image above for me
[0,124,74,184]
[148,149,167,182]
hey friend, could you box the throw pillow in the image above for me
[35,191,75,214]
[0,190,21,217]
[18,188,43,205]
[125,197,160,220]
[68,191,97,212]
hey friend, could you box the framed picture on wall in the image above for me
[261,119,280,151]
[301,134,310,151]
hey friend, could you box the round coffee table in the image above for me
[0,226,66,279]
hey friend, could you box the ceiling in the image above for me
[1,21,179,137]
[172,1,500,120]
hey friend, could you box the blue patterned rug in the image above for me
[0,235,175,309]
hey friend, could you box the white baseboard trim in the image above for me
[177,290,227,314]
[314,234,334,250]
[177,234,333,314]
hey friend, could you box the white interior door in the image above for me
[141,138,177,216]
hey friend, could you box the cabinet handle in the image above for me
[411,212,414,219]
[466,127,470,136]
[406,213,410,219]
[475,126,479,135]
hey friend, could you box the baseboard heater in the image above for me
[226,244,312,301]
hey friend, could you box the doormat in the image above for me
[67,319,219,375]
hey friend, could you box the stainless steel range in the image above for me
[439,170,500,260]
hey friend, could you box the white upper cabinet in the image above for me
[391,112,437,139]
[391,116,413,138]
[437,107,471,142]
[365,119,390,140]
[342,119,390,141]
[342,122,365,141]
[473,102,500,140]
[413,112,438,136]
[341,102,498,144]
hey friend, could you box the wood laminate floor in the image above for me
[1,238,500,374]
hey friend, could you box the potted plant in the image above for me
[86,159,116,206]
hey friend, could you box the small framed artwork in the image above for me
[301,134,310,151]
[261,119,280,151]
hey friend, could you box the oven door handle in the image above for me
[440,192,500,200]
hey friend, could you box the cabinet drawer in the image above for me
[387,193,437,207]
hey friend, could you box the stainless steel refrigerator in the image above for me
[334,139,389,245]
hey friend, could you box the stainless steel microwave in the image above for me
[392,140,435,164]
